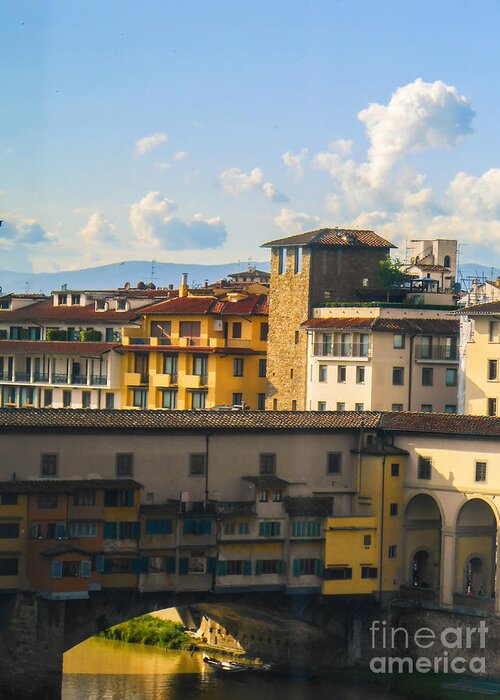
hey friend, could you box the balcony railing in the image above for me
[154,337,172,346]
[139,373,149,384]
[71,375,88,385]
[52,373,68,384]
[14,372,30,382]
[169,374,178,385]
[128,337,151,345]
[414,345,458,362]
[91,375,108,385]
[313,342,371,358]
[67,504,104,521]
[0,373,13,381]
[33,372,49,382]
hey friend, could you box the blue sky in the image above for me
[2,0,500,272]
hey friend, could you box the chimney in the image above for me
[179,273,188,298]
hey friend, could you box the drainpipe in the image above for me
[204,433,211,506]
[378,454,387,603]
[356,417,365,495]
[407,333,418,411]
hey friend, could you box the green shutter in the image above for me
[217,560,228,576]
[243,560,251,576]
[315,559,324,577]
[207,557,217,574]
[125,490,134,506]
[104,522,117,539]
[166,556,176,573]
[255,560,262,576]
[80,560,91,578]
[279,560,286,575]
[293,559,302,577]
[131,557,148,574]
[103,558,111,573]
[56,523,66,539]
[179,557,189,575]
[183,519,192,535]
[52,561,62,579]
[95,554,105,573]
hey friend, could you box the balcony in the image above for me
[0,373,12,381]
[71,374,88,385]
[33,372,49,382]
[128,337,151,346]
[313,342,371,359]
[52,373,69,384]
[414,345,458,363]
[91,375,108,385]
[14,372,30,382]
[67,504,104,521]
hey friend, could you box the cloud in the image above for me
[0,219,48,244]
[262,182,289,203]
[129,191,227,250]
[282,148,309,179]
[447,169,500,219]
[134,132,168,157]
[173,151,189,161]
[274,208,320,234]
[79,213,116,245]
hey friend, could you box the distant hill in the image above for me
[0,260,270,295]
[459,263,500,283]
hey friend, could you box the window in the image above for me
[391,404,403,412]
[116,453,134,477]
[388,545,397,559]
[43,390,53,407]
[104,488,134,507]
[337,366,346,383]
[443,255,451,268]
[132,389,148,409]
[191,391,207,409]
[61,561,82,578]
[258,359,267,377]
[363,535,372,546]
[119,522,139,540]
[488,398,497,416]
[63,390,72,408]
[390,503,398,516]
[393,334,405,349]
[318,365,327,382]
[95,299,106,311]
[420,335,432,359]
[239,521,250,534]
[488,359,498,381]
[259,453,276,475]
[58,294,68,305]
[420,404,432,412]
[259,521,281,537]
[294,247,303,273]
[226,560,244,575]
[163,353,178,376]
[291,520,321,537]
[475,461,487,482]
[223,521,236,535]
[327,452,341,474]
[294,558,317,576]
[37,494,58,510]
[82,391,91,409]
[0,494,18,506]
[145,519,172,535]
[179,321,201,341]
[192,354,208,377]
[232,322,242,339]
[151,321,171,342]
[392,367,404,385]
[71,294,81,305]
[489,321,499,343]
[273,398,278,410]
[361,567,378,579]
[190,453,206,476]
[67,522,97,538]
[355,403,364,411]
[105,393,115,409]
[444,404,457,413]
[391,463,400,477]
[336,402,345,411]
[356,366,365,384]
[294,330,300,344]
[105,327,114,342]
[0,523,19,538]
[445,336,457,360]
[324,567,352,580]
[272,489,283,502]
[418,456,432,480]
[73,489,95,506]
[445,368,457,386]
[259,489,268,502]
[182,519,211,535]
[277,248,285,275]
[0,558,18,576]
[421,367,433,386]
[40,454,58,477]
[260,323,269,341]
[233,358,244,377]
[317,401,327,411]
[257,393,266,410]
[258,559,281,575]
[162,389,177,409]
[232,392,243,406]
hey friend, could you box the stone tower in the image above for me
[261,228,395,410]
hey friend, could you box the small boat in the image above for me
[202,654,247,673]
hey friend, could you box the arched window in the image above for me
[444,255,451,268]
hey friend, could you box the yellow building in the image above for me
[121,285,269,410]
[0,487,28,591]
[323,442,407,599]
[458,301,500,416]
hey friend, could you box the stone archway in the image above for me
[404,494,442,590]
[455,499,497,597]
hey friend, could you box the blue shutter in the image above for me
[80,560,91,578]
[183,519,191,535]
[293,559,302,577]
[207,557,217,575]
[125,490,134,507]
[52,561,62,579]
[104,522,117,539]
[131,558,142,574]
[179,557,189,575]
[279,560,286,575]
[166,556,176,573]
[259,522,266,537]
[95,554,105,573]
[133,522,141,539]
[255,560,262,576]
[315,559,324,577]
[103,558,111,573]
[56,523,66,540]
[217,560,228,576]
[202,519,212,534]
[243,560,251,576]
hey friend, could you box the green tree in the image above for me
[378,255,408,301]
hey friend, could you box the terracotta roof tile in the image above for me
[262,228,395,249]
[0,299,145,323]
[457,301,500,316]
[380,412,500,437]
[301,317,459,334]
[0,478,142,492]
[301,318,374,330]
[0,340,120,355]
[140,293,269,316]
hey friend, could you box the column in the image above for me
[440,527,457,608]
[495,529,500,614]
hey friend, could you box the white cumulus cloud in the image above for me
[79,213,116,245]
[173,151,190,161]
[0,219,48,244]
[219,166,287,202]
[129,191,227,250]
[274,208,320,235]
[134,132,168,158]
[282,148,309,179]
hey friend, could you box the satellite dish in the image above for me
[124,282,131,290]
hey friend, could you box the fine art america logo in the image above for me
[370,620,488,674]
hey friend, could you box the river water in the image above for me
[62,638,403,700]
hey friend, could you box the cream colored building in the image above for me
[303,306,459,412]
